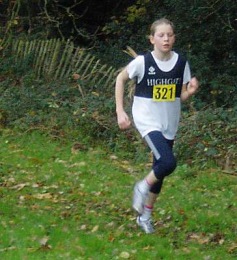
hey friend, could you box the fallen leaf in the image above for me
[119,251,130,259]
[91,225,99,233]
[80,224,87,230]
[228,243,237,253]
[143,245,154,251]
[72,73,80,80]
[187,232,209,244]
[11,183,29,191]
[33,193,53,200]
[110,155,118,160]
[108,235,115,242]
[0,246,17,252]
[39,236,49,246]
[38,236,52,250]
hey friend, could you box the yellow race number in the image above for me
[153,84,176,101]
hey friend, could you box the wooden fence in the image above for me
[11,39,117,88]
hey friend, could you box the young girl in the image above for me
[115,18,199,233]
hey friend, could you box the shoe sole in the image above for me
[136,217,155,234]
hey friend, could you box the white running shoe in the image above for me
[136,216,155,234]
[132,182,148,214]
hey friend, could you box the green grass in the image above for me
[0,129,237,260]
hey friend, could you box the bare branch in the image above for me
[43,0,64,39]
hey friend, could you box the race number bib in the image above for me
[153,84,176,101]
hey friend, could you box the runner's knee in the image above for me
[153,156,177,179]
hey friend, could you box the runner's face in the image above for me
[150,24,175,53]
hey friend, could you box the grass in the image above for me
[0,129,237,260]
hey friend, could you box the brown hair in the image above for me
[150,18,175,36]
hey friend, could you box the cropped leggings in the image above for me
[144,131,177,194]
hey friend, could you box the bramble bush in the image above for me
[175,105,236,171]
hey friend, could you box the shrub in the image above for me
[175,105,237,171]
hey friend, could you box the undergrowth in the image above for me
[0,55,236,172]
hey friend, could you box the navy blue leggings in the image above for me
[144,131,177,194]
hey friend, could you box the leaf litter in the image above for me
[0,130,237,259]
